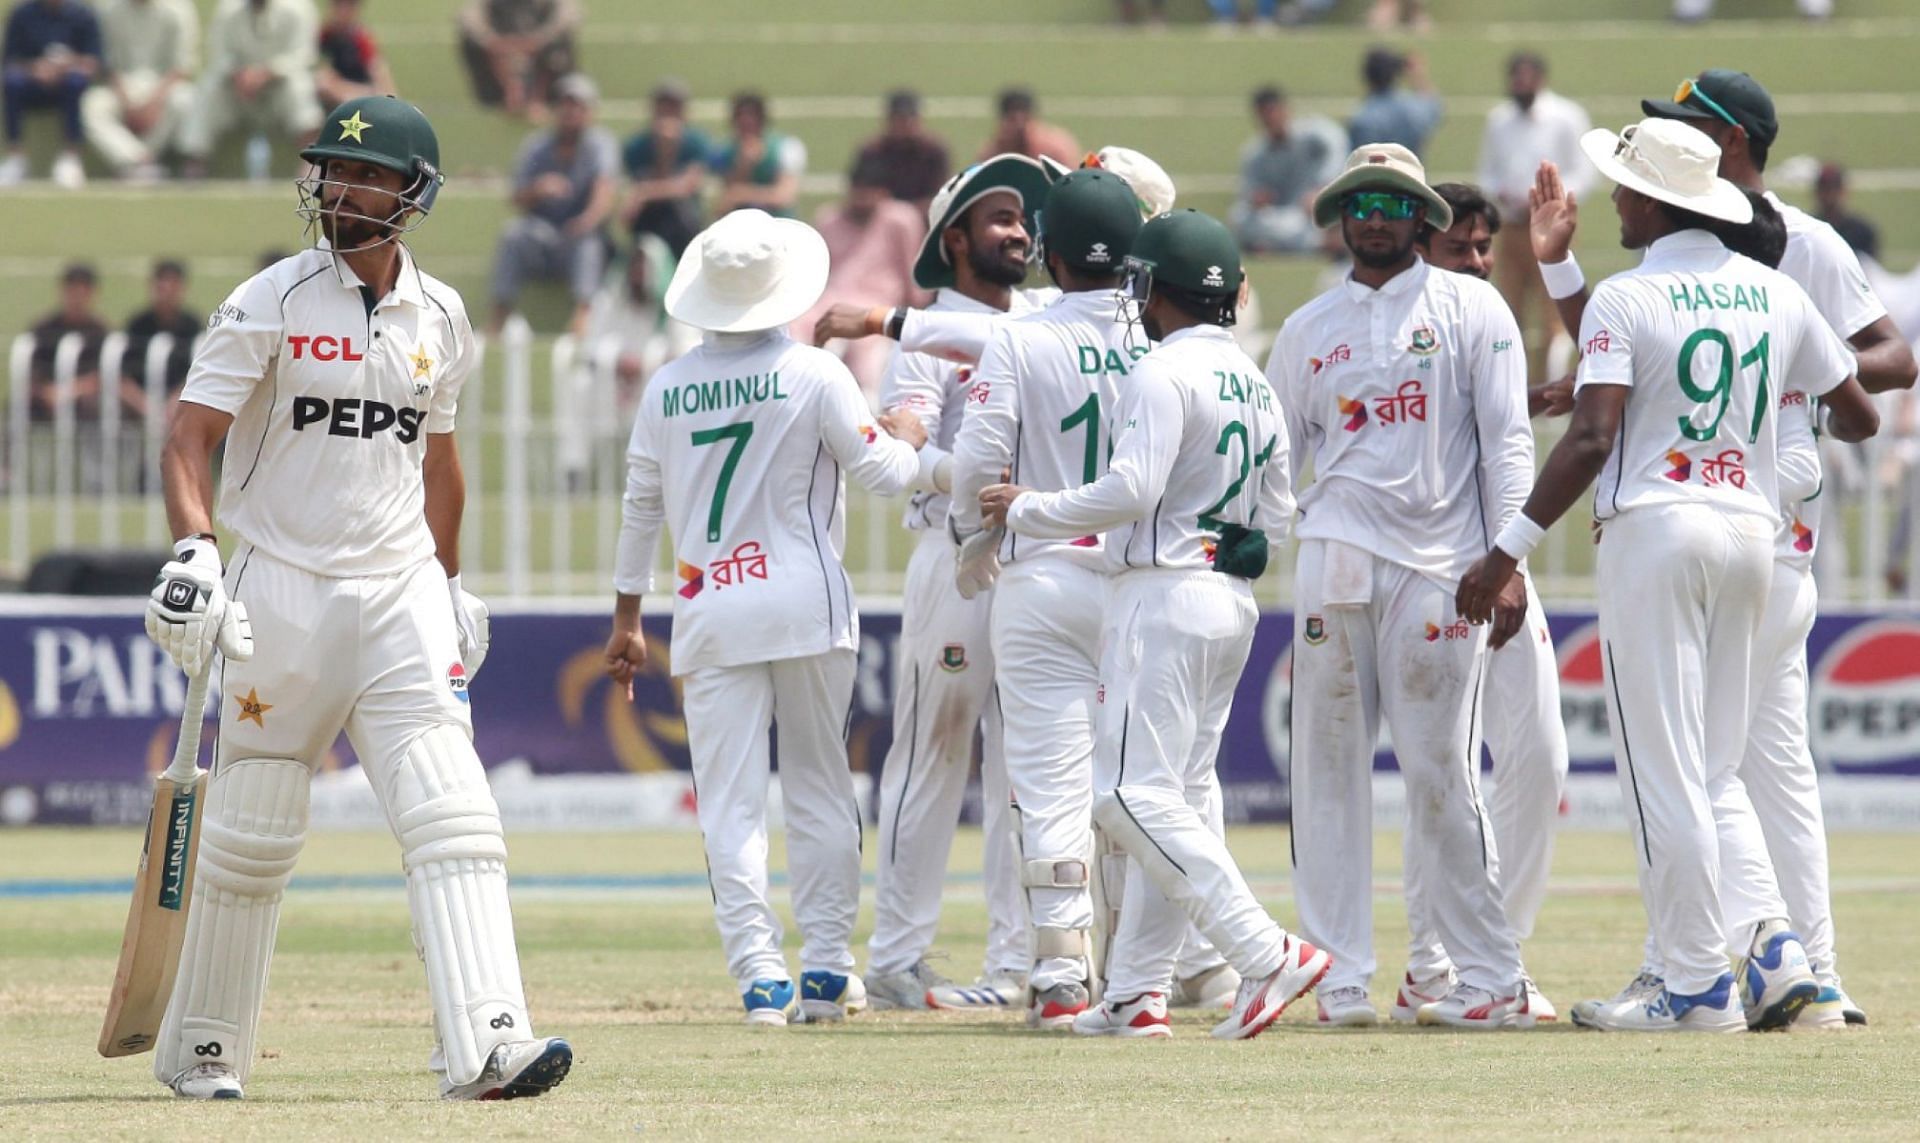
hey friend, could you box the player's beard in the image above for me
[320,198,398,251]
[1350,229,1417,270]
[968,236,1029,287]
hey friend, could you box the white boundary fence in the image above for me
[7,324,1920,603]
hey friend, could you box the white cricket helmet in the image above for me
[1086,146,1177,220]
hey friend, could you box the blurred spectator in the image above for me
[1816,162,1879,263]
[1348,47,1440,157]
[28,262,111,421]
[1367,0,1430,33]
[1114,0,1165,26]
[853,89,949,213]
[976,87,1078,168]
[796,154,926,397]
[458,0,578,121]
[490,72,617,335]
[123,257,198,415]
[80,0,195,182]
[257,247,291,270]
[711,90,804,218]
[315,0,392,108]
[564,233,698,478]
[1,0,101,187]
[1476,51,1589,376]
[619,78,709,257]
[1207,0,1276,27]
[1674,0,1829,22]
[1228,84,1344,254]
[178,0,322,180]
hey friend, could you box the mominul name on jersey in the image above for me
[663,373,790,418]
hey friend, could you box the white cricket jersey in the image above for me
[879,286,1044,531]
[615,329,919,675]
[179,245,473,578]
[948,289,1145,567]
[1008,325,1294,573]
[1767,192,1888,567]
[1574,230,1855,524]
[897,286,1061,365]
[1265,257,1532,590]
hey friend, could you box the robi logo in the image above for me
[1555,622,1615,767]
[1810,620,1920,770]
[288,334,364,361]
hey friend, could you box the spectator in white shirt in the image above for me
[1476,52,1591,381]
[80,0,197,181]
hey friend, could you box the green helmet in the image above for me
[1122,209,1244,325]
[300,95,445,215]
[1037,169,1142,276]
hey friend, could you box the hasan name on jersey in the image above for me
[177,244,474,577]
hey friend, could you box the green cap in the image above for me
[1038,169,1142,274]
[1642,69,1778,148]
[301,95,444,208]
[1130,209,1242,298]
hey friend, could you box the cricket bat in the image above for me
[98,667,213,1058]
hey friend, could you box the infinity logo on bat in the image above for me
[157,787,196,911]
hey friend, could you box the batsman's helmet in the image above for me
[297,96,445,244]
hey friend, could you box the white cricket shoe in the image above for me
[1027,979,1091,1030]
[1072,991,1173,1038]
[1508,975,1558,1028]
[1577,973,1744,1033]
[1417,982,1520,1030]
[866,961,946,1011]
[1569,968,1663,1028]
[51,151,85,189]
[170,1061,244,1100]
[928,970,1025,1010]
[1170,963,1240,1009]
[1317,985,1377,1027]
[1737,920,1819,1031]
[1388,968,1454,1023]
[1212,934,1329,1040]
[440,1037,573,1100]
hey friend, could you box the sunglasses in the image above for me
[1675,78,1740,128]
[1342,192,1419,221]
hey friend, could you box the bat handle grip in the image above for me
[164,667,214,785]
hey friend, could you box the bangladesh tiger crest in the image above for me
[1408,326,1438,356]
[940,643,968,672]
[1302,615,1326,645]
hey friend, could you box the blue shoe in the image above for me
[743,978,799,1027]
[798,970,867,1023]
[1739,922,1819,1031]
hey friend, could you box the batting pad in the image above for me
[155,757,309,1086]
[393,725,530,1086]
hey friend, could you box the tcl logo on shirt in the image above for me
[287,334,364,361]
[292,397,425,443]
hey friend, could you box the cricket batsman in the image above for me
[145,95,571,1100]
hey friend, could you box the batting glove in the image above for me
[449,573,491,677]
[145,538,254,678]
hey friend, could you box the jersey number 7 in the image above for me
[691,423,754,542]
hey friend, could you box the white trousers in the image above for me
[1404,575,1568,978]
[1288,540,1521,995]
[177,71,322,158]
[79,71,194,170]
[1739,561,1841,980]
[1093,571,1288,997]
[682,650,862,992]
[868,532,1027,977]
[991,557,1106,989]
[1596,505,1783,994]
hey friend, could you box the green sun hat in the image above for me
[912,153,1058,290]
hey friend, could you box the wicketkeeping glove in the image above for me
[144,537,254,678]
[953,526,1004,601]
[449,573,491,677]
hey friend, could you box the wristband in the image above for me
[448,572,464,600]
[172,535,220,569]
[1538,255,1586,301]
[1493,514,1547,561]
[883,307,907,341]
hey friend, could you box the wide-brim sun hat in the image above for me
[913,153,1058,290]
[1311,143,1453,230]
[1578,117,1753,225]
[666,209,830,333]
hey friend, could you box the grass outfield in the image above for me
[6,826,1918,1139]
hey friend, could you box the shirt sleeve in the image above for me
[948,325,1021,534]
[1573,281,1637,389]
[1468,283,1535,535]
[1774,390,1821,506]
[177,273,283,416]
[426,300,476,434]
[878,345,953,494]
[898,308,1002,364]
[1006,367,1180,539]
[1786,290,1858,399]
[818,355,918,496]
[613,379,666,595]
[1264,323,1313,494]
[1250,372,1296,542]
[1799,225,1889,340]
[266,0,316,79]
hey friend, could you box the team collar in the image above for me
[934,287,1007,314]
[1157,324,1234,347]
[1342,256,1428,303]
[321,240,428,310]
[1643,229,1727,264]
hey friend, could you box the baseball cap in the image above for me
[651,78,691,106]
[555,73,600,106]
[1642,69,1778,148]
